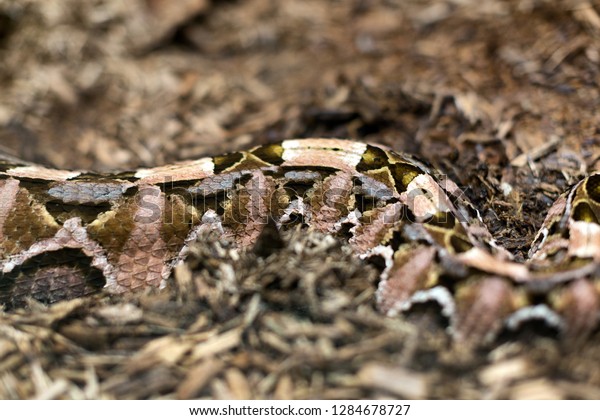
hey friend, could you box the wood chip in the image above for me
[224,368,252,399]
[510,379,564,400]
[190,328,242,361]
[176,358,225,399]
[357,363,428,399]
[479,358,534,386]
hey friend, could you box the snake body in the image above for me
[0,139,598,345]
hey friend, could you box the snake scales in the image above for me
[0,139,598,345]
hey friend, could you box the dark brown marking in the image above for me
[356,145,389,172]
[213,152,244,173]
[251,143,285,166]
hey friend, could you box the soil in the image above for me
[1,0,600,399]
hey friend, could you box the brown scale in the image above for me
[162,193,200,255]
[86,193,138,260]
[350,203,405,253]
[2,186,60,257]
[308,171,355,233]
[223,171,276,248]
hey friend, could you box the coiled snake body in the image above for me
[0,139,598,345]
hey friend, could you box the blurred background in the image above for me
[0,1,596,167]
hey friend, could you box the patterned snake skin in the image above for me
[0,139,598,345]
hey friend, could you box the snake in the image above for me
[0,139,598,346]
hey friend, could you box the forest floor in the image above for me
[1,0,600,399]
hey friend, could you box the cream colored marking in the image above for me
[0,179,20,241]
[401,174,455,220]
[529,195,568,255]
[135,157,215,184]
[505,304,565,331]
[6,166,81,181]
[281,139,367,170]
[458,248,530,280]
[568,220,600,260]
[404,286,455,319]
